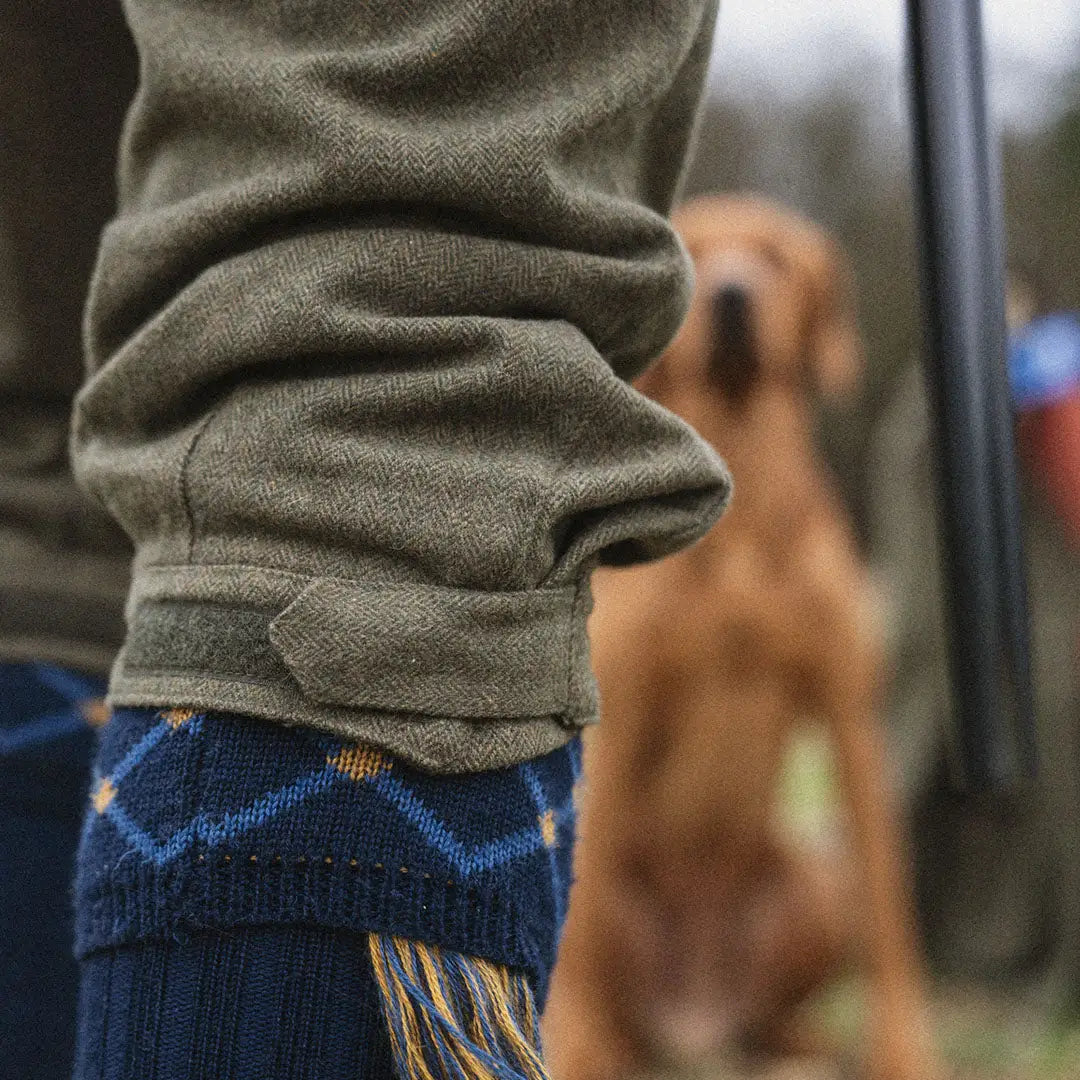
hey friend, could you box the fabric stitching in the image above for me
[177,402,227,565]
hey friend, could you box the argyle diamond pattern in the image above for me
[75,705,581,999]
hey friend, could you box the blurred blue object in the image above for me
[1009,313,1080,411]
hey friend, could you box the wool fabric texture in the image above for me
[0,0,734,775]
[1,662,107,1080]
[65,0,730,773]
[76,705,580,1004]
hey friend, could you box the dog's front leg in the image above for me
[825,652,941,1080]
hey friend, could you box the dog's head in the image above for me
[636,195,863,432]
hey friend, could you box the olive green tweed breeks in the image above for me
[67,0,729,772]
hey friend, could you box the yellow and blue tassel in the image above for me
[370,933,549,1080]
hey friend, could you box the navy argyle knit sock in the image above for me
[0,662,107,1080]
[74,706,580,1079]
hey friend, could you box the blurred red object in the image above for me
[1020,389,1080,549]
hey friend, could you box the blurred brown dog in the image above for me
[543,196,936,1080]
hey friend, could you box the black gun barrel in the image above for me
[905,0,1037,788]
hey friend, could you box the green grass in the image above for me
[775,733,1080,1080]
[632,732,1080,1077]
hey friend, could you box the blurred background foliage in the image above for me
[680,67,1080,538]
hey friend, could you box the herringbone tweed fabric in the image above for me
[70,0,729,772]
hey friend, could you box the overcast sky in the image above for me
[708,1,1080,130]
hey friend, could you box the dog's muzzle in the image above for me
[709,284,759,406]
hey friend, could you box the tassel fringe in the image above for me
[369,933,549,1080]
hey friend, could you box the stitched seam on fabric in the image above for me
[562,582,580,723]
[111,669,573,725]
[177,401,227,564]
[114,668,297,689]
[78,857,540,900]
[76,863,531,929]
[135,563,581,594]
[192,855,460,884]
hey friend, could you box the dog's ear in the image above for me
[804,234,863,400]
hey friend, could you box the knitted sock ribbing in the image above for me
[74,705,580,1078]
[75,924,391,1080]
